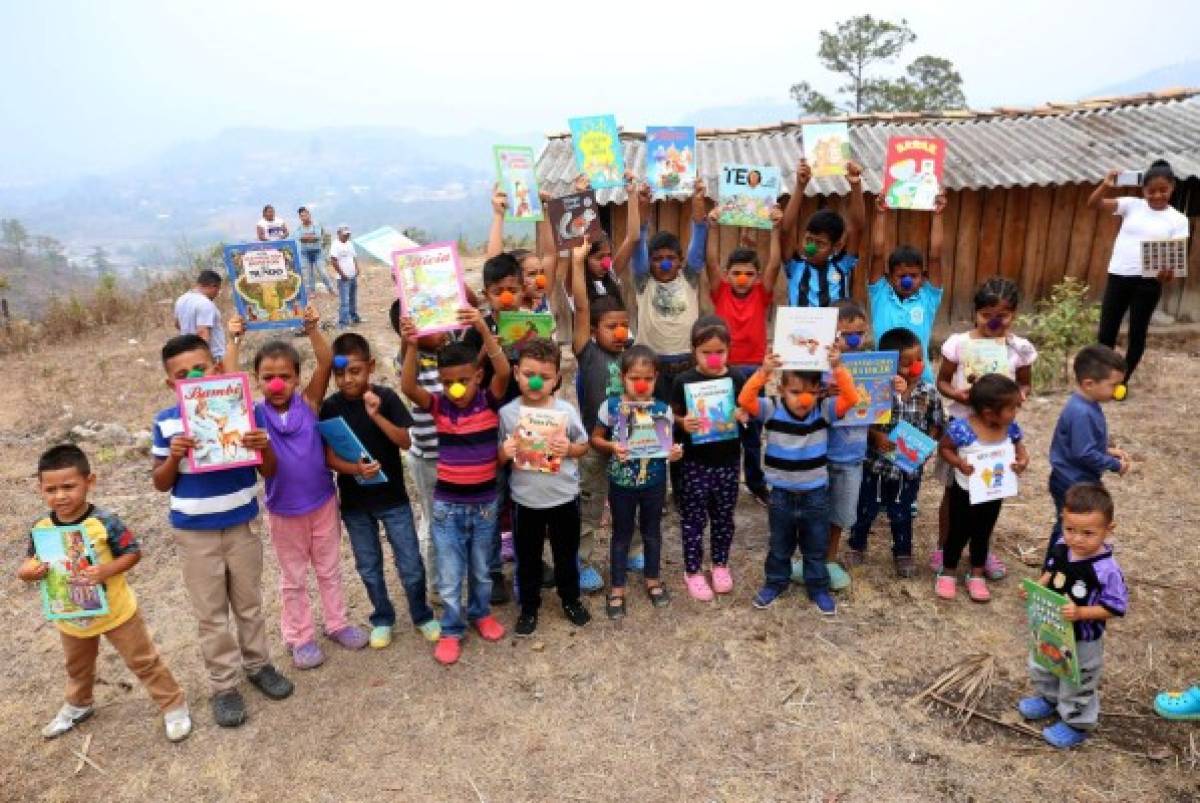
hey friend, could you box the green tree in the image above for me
[402,226,430,245]
[90,246,114,278]
[2,219,30,267]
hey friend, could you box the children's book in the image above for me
[684,378,738,445]
[223,240,307,330]
[176,372,262,473]
[493,145,544,223]
[32,526,110,620]
[802,123,851,177]
[496,311,555,348]
[614,401,672,459]
[773,306,838,371]
[513,406,568,474]
[882,136,945,211]
[1140,237,1188,278]
[317,416,388,486]
[965,440,1018,505]
[392,241,468,336]
[645,126,696,198]
[1023,579,1081,685]
[886,420,937,473]
[835,351,899,427]
[546,191,604,249]
[716,163,781,230]
[961,338,1011,384]
[569,114,624,190]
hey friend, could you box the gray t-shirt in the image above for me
[498,397,588,509]
[577,339,623,434]
[174,289,226,359]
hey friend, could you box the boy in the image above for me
[499,338,593,636]
[329,224,361,328]
[19,444,192,742]
[847,327,945,577]
[1018,482,1127,749]
[779,159,865,308]
[320,332,440,649]
[151,333,294,727]
[400,307,510,665]
[173,269,226,366]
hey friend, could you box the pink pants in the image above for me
[266,495,350,646]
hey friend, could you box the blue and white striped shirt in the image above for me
[757,397,837,491]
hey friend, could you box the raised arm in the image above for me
[463,307,510,398]
[762,206,785,292]
[704,210,722,292]
[486,184,506,259]
[928,190,947,287]
[224,314,245,371]
[536,189,560,291]
[613,174,644,278]
[780,158,812,245]
[398,318,433,410]
[301,305,333,411]
[843,161,865,256]
[684,180,708,275]
[570,239,593,355]
[1088,170,1120,214]
[869,195,889,285]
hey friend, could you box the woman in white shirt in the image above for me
[256,204,290,241]
[1089,160,1188,391]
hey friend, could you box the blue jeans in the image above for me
[431,499,497,638]
[341,504,433,629]
[765,486,831,593]
[490,464,510,575]
[302,249,333,293]
[731,364,765,491]
[338,277,359,325]
[848,468,921,557]
[609,482,666,588]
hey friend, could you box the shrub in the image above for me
[1018,277,1100,390]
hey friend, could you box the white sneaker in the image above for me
[163,705,192,742]
[42,703,93,739]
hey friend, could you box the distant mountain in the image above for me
[1084,60,1200,98]
[677,99,799,129]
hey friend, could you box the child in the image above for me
[1018,483,1127,748]
[320,332,440,649]
[499,338,592,635]
[591,345,683,619]
[152,333,293,728]
[20,444,191,742]
[671,316,748,600]
[329,224,361,328]
[935,374,1029,602]
[400,307,510,665]
[779,159,865,307]
[741,347,859,614]
[846,327,944,577]
[487,184,559,314]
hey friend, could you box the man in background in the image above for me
[174,270,226,367]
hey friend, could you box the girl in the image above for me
[935,374,1029,602]
[591,345,682,619]
[670,316,748,600]
[486,184,560,314]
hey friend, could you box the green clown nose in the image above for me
[804,242,818,257]
[187,369,205,378]
[528,375,544,391]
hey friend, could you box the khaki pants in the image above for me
[175,523,271,691]
[62,610,186,712]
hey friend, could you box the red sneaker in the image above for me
[473,615,506,642]
[433,637,461,665]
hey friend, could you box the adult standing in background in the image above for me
[296,206,334,294]
[329,225,361,328]
[256,204,289,241]
[174,270,226,367]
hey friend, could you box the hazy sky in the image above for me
[2,0,1198,183]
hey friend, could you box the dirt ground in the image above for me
[1,262,1198,802]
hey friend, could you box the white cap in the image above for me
[337,224,351,234]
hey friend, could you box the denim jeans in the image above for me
[765,486,831,593]
[338,276,359,325]
[404,452,439,587]
[341,504,433,629]
[302,249,334,294]
[731,364,765,491]
[848,468,921,557]
[431,498,497,638]
[490,464,510,574]
[609,482,665,588]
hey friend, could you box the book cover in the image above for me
[802,123,851,177]
[1140,237,1188,278]
[32,526,110,620]
[961,338,1011,384]
[882,136,945,211]
[546,190,604,249]
[317,416,388,486]
[886,420,937,473]
[835,351,899,427]
[716,163,781,230]
[773,306,838,371]
[1023,579,1081,685]
[176,373,262,473]
[645,126,697,198]
[513,406,568,474]
[493,145,544,223]
[392,242,468,336]
[496,311,555,347]
[965,440,1019,504]
[569,114,624,189]
[683,378,738,444]
[223,240,308,330]
[614,401,672,459]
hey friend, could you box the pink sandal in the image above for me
[934,574,956,600]
[684,573,714,602]
[710,566,733,594]
[966,576,991,603]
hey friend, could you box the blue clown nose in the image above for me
[333,355,349,370]
[899,276,915,291]
[987,317,1004,332]
[845,333,863,349]
[659,258,674,272]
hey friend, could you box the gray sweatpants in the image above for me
[1029,637,1104,730]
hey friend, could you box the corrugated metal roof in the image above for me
[536,91,1200,204]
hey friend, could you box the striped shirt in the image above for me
[395,348,441,459]
[429,388,501,504]
[757,397,838,491]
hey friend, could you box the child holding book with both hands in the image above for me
[779,158,865,308]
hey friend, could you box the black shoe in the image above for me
[247,664,294,700]
[563,601,591,627]
[211,689,246,728]
[490,571,510,605]
[541,562,556,589]
[749,485,770,507]
[515,611,538,637]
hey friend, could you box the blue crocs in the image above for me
[579,565,604,593]
[1017,696,1055,720]
[1154,686,1200,721]
[1042,720,1088,749]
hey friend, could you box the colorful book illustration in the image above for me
[614,401,672,459]
[716,163,781,230]
[32,526,111,621]
[546,190,604,249]
[684,378,738,444]
[176,373,261,473]
[496,311,555,348]
[223,240,307,330]
[886,420,937,473]
[392,241,468,336]
[569,114,624,189]
[773,306,838,371]
[835,351,899,427]
[317,416,388,486]
[961,338,1011,384]
[493,145,543,223]
[645,126,697,198]
[882,136,945,211]
[802,123,851,177]
[1140,237,1188,278]
[513,406,568,474]
[1023,579,1081,685]
[965,440,1018,505]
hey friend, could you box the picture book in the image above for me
[496,311,555,348]
[614,401,672,459]
[546,190,604,249]
[223,240,307,330]
[1140,237,1188,278]
[31,526,110,621]
[773,306,838,371]
[513,406,568,474]
[392,241,468,336]
[683,378,738,445]
[882,136,945,211]
[835,351,899,428]
[645,126,696,198]
[569,114,624,190]
[1023,579,1081,685]
[961,338,1011,384]
[802,123,851,177]
[493,145,543,223]
[176,373,261,473]
[317,416,388,486]
[886,420,937,474]
[965,440,1018,505]
[716,163,781,230]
